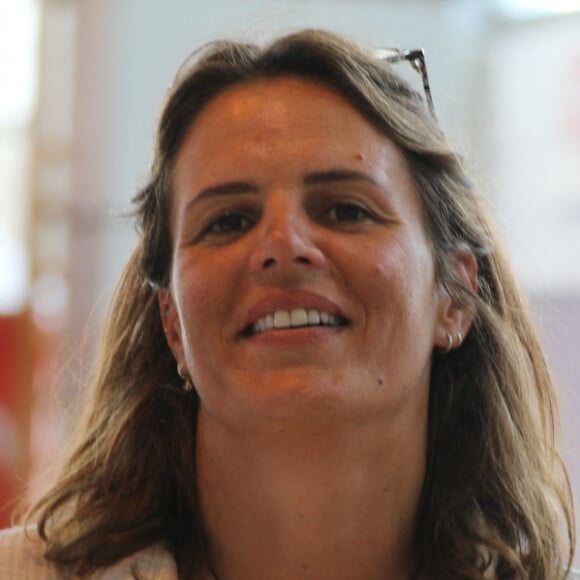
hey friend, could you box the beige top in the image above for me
[1,525,579,579]
[0,526,178,579]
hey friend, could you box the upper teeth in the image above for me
[252,308,341,334]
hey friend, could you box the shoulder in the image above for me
[0,526,178,579]
[0,526,59,579]
[93,542,178,580]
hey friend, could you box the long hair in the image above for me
[27,29,575,579]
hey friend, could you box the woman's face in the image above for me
[161,76,452,429]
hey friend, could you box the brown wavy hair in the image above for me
[26,29,575,579]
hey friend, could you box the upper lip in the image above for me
[240,290,348,335]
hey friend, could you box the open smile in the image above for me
[240,291,350,338]
[244,308,348,336]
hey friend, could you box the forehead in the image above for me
[194,75,362,128]
[174,76,411,182]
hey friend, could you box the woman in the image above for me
[0,29,576,579]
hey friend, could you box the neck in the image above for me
[196,405,427,580]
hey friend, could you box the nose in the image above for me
[248,198,326,278]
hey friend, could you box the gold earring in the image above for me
[455,332,463,347]
[445,333,453,352]
[177,363,194,392]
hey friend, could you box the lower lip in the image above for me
[242,325,347,346]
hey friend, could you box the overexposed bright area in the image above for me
[0,0,39,126]
[494,0,580,18]
[0,0,39,314]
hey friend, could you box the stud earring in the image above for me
[177,363,194,392]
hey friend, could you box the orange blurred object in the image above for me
[0,313,32,528]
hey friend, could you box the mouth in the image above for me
[242,308,349,337]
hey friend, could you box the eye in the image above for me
[322,202,372,224]
[205,211,254,236]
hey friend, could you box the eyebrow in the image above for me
[184,181,259,212]
[185,169,382,212]
[303,169,380,188]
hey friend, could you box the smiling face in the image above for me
[160,76,451,430]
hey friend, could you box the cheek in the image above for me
[366,242,413,303]
[172,257,227,350]
[367,240,436,325]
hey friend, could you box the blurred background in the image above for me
[0,0,579,564]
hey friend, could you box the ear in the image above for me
[434,249,478,350]
[158,288,185,365]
